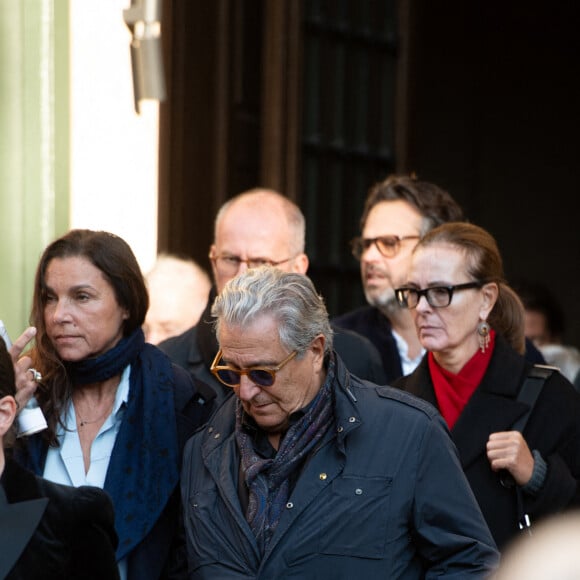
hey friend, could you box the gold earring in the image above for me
[477,320,490,353]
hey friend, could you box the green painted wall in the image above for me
[0,0,69,337]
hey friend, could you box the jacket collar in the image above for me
[196,287,219,367]
[330,353,362,446]
[0,460,49,577]
[200,352,362,468]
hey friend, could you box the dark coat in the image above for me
[18,359,208,580]
[160,292,387,408]
[181,354,499,578]
[0,459,119,580]
[395,334,580,550]
[333,305,403,382]
[333,305,547,384]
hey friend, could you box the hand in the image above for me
[486,431,535,486]
[9,327,39,411]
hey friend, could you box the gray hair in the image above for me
[212,267,333,355]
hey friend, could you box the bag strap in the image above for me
[512,364,555,432]
[511,364,555,534]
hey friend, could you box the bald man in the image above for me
[159,189,386,405]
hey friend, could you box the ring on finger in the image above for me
[27,368,42,383]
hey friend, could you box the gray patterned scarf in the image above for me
[235,357,335,555]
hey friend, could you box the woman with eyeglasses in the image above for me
[394,221,580,551]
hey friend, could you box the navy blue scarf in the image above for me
[26,329,180,562]
[103,330,179,561]
[64,328,145,385]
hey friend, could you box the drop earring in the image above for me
[477,320,490,353]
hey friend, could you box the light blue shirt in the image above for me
[43,365,131,580]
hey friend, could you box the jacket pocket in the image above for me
[185,488,223,568]
[185,487,258,575]
[318,475,392,558]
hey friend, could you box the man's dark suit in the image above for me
[333,305,403,383]
[0,458,119,580]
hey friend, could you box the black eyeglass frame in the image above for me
[210,348,298,388]
[394,281,487,309]
[350,235,421,260]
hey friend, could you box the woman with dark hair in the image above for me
[0,336,119,579]
[394,222,580,551]
[13,229,211,580]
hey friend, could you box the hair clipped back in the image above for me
[212,267,333,355]
[416,222,525,354]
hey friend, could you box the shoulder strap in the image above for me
[511,365,556,531]
[512,364,556,432]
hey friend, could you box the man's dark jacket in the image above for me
[333,305,402,383]
[180,353,499,578]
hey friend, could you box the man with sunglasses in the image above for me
[159,188,385,408]
[180,267,499,578]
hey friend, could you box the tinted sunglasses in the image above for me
[210,348,297,388]
[350,235,420,260]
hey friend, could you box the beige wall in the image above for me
[0,0,69,336]
[0,0,159,336]
[69,0,159,272]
